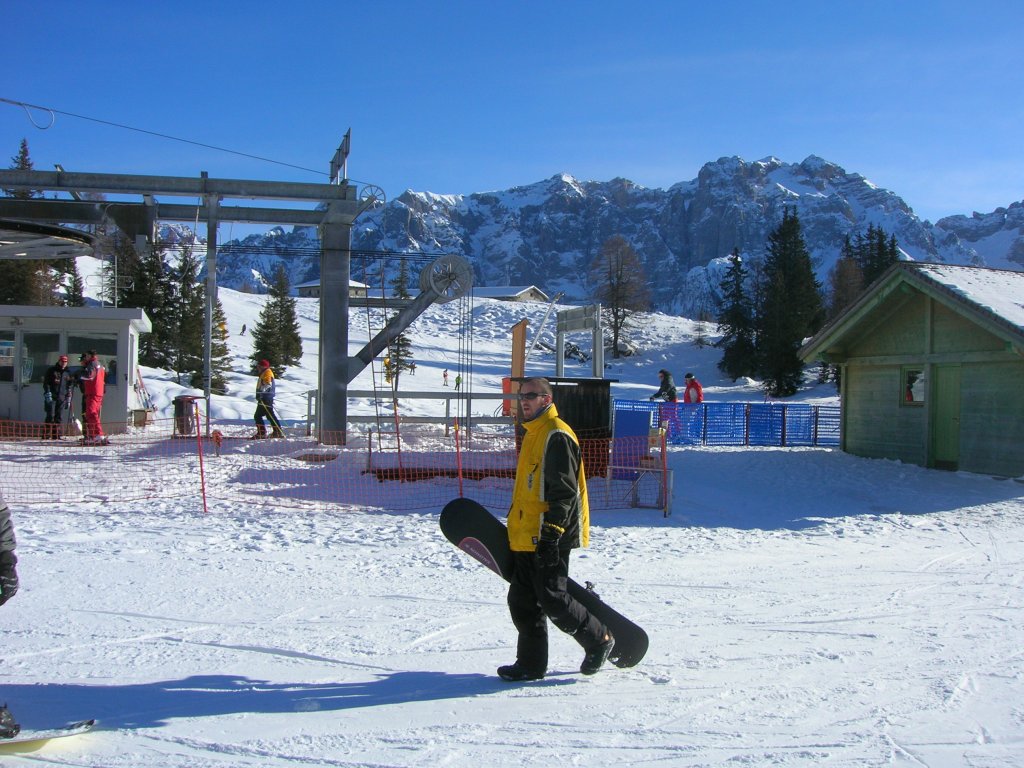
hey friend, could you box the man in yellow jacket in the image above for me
[499,377,614,681]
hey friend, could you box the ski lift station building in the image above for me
[0,304,153,431]
[800,262,1024,477]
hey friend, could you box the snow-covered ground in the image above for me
[3,269,1023,766]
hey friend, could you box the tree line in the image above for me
[590,210,899,397]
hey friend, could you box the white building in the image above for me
[0,305,152,431]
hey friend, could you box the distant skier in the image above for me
[240,323,247,336]
[454,374,462,391]
[682,372,704,403]
[649,369,677,402]
[253,359,284,439]
[443,369,449,387]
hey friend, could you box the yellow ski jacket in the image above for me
[507,403,590,552]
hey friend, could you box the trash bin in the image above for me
[173,395,198,436]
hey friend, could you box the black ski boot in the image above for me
[580,632,615,675]
[497,662,545,682]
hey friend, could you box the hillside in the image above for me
[131,278,839,426]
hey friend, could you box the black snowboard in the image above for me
[440,497,649,668]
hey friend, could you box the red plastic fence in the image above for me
[0,418,667,514]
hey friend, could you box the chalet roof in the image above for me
[471,285,550,301]
[801,262,1024,362]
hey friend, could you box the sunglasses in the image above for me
[520,391,548,401]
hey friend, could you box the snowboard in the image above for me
[440,497,649,668]
[0,719,96,753]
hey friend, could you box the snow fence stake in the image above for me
[193,400,208,514]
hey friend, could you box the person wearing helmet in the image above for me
[649,369,677,402]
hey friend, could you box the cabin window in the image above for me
[903,367,926,405]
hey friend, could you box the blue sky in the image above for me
[2,1,1021,225]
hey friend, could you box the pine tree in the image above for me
[855,224,900,286]
[122,242,174,368]
[66,260,86,306]
[756,209,824,397]
[250,265,302,377]
[715,248,758,380]
[169,245,206,385]
[1,138,54,305]
[191,295,232,394]
[588,235,650,358]
[384,258,415,388]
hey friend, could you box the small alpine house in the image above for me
[800,262,1024,477]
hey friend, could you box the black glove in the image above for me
[535,522,564,569]
[0,566,18,607]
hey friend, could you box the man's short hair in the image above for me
[522,377,553,397]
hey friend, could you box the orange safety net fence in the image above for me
[0,417,667,514]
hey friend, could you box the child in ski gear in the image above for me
[42,355,71,439]
[498,377,614,681]
[649,369,677,402]
[253,360,284,438]
[443,369,449,386]
[454,374,462,391]
[77,351,107,443]
[683,372,704,403]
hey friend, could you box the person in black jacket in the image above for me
[649,369,677,402]
[0,492,17,608]
[42,355,71,439]
[0,491,21,738]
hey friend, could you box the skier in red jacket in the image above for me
[682,372,704,403]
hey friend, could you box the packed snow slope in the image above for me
[3,281,1023,767]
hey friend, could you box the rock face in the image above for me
[210,155,1020,317]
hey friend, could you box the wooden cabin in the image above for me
[800,263,1024,477]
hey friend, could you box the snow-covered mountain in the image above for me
[207,155,1022,317]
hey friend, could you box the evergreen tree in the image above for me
[191,294,232,394]
[1,138,55,305]
[122,242,174,368]
[756,209,824,397]
[169,245,206,385]
[250,265,302,377]
[66,260,86,306]
[855,224,900,286]
[384,258,415,388]
[715,248,758,380]
[588,235,650,358]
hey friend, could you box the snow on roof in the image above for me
[913,263,1024,335]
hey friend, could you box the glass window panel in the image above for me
[903,368,926,405]
[68,334,118,387]
[22,332,60,383]
[0,332,13,383]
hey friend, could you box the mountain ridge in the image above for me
[209,154,1023,317]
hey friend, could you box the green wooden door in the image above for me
[931,365,961,470]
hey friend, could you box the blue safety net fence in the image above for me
[612,400,841,448]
